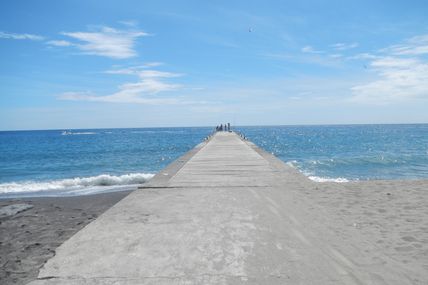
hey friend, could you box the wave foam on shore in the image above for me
[0,173,155,196]
[286,160,351,183]
[307,176,350,183]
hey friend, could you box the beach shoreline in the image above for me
[0,190,133,285]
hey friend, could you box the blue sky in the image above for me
[1,0,428,130]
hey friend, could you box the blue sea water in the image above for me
[1,125,428,197]
[0,128,211,197]
[236,124,428,182]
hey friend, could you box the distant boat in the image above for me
[61,131,72,136]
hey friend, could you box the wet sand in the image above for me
[0,190,132,285]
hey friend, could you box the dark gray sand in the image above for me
[0,190,132,285]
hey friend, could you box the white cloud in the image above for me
[382,34,428,56]
[330,42,358,51]
[301,45,323,54]
[118,20,139,27]
[265,51,342,68]
[105,66,182,79]
[104,63,164,75]
[0,31,44,41]
[297,42,357,64]
[119,77,180,94]
[347,53,379,60]
[59,66,187,104]
[351,55,428,103]
[58,91,181,105]
[144,62,163,67]
[61,26,149,59]
[137,70,182,78]
[370,57,418,68]
[47,40,73,47]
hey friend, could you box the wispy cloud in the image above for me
[351,35,428,103]
[58,91,181,105]
[330,42,358,51]
[301,45,323,54]
[347,53,379,60]
[298,42,358,62]
[381,34,428,56]
[46,40,72,47]
[0,31,44,41]
[264,51,342,68]
[58,65,188,104]
[104,62,164,75]
[118,20,139,27]
[59,26,149,59]
[144,62,163,67]
[106,68,180,79]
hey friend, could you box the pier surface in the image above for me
[29,132,426,284]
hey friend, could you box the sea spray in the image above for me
[0,173,155,194]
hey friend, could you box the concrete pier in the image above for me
[28,132,421,284]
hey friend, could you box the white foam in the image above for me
[308,176,350,183]
[285,160,350,183]
[0,173,155,195]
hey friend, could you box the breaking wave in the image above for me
[286,160,351,183]
[0,173,155,196]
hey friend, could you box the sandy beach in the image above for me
[0,190,132,285]
[2,178,428,284]
[295,179,428,281]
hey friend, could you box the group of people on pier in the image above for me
[215,123,231,132]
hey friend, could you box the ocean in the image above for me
[1,124,428,197]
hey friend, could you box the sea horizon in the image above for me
[2,122,428,133]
